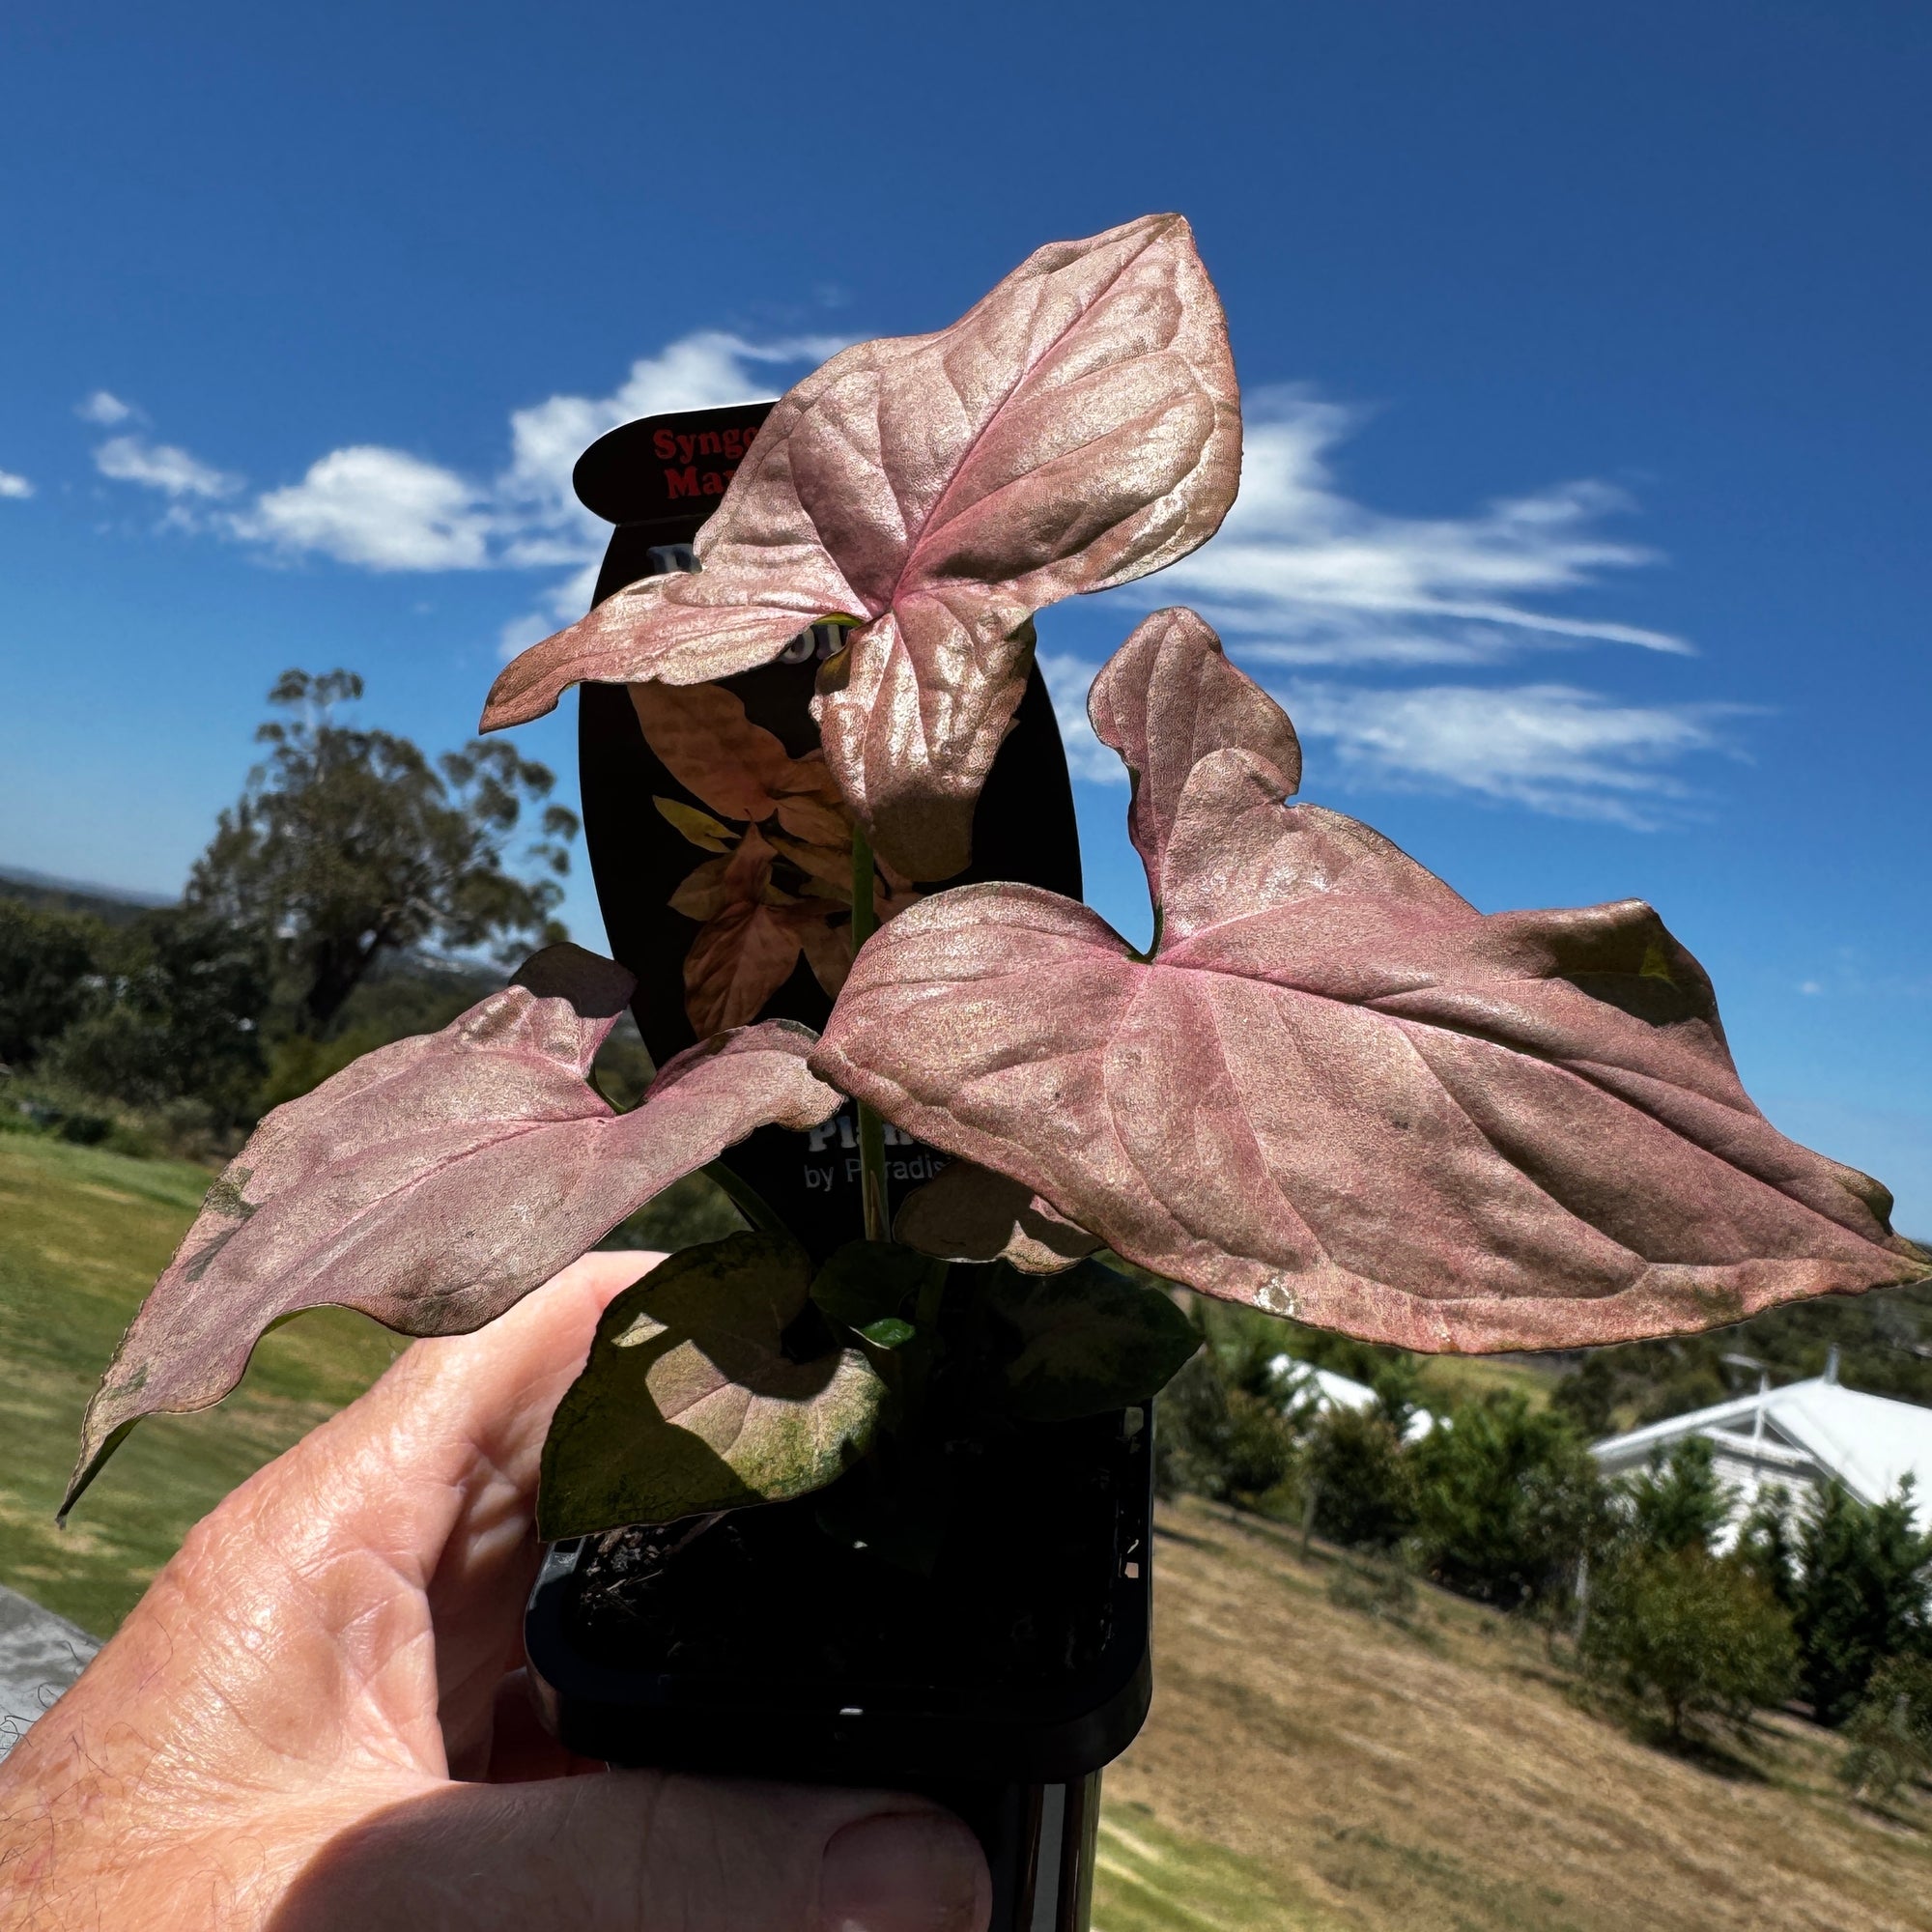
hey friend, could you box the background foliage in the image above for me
[0,668,581,1157]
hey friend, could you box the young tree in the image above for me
[1790,1480,1932,1724]
[187,670,580,1033]
[1623,1435,1733,1557]
[1151,1344,1299,1509]
[1411,1392,1609,1611]
[1550,1352,1620,1437]
[1838,1655,1932,1802]
[1734,1482,1802,1603]
[1304,1405,1416,1552]
[1582,1547,1799,1743]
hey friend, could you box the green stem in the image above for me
[700,1159,788,1238]
[850,822,891,1242]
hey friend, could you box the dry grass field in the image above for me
[1094,1501,1932,1932]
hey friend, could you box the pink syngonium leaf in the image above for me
[62,944,840,1516]
[813,609,1928,1353]
[482,215,1241,880]
[895,1159,1102,1275]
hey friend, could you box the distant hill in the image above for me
[0,867,176,927]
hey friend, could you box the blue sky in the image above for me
[2,1,1928,1229]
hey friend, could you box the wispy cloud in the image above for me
[95,434,239,500]
[1040,387,1730,823]
[1039,652,1738,828]
[1277,681,1740,827]
[79,341,1740,825]
[0,469,32,500]
[1152,389,1686,668]
[76,389,135,426]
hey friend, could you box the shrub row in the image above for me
[1156,1304,1932,1765]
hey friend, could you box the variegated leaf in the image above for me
[484,215,1241,879]
[65,948,840,1515]
[812,611,1929,1352]
[537,1234,887,1536]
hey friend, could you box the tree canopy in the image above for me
[186,669,579,1032]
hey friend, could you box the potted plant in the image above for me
[63,215,1927,1932]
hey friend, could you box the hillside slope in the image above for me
[1099,1503,1932,1932]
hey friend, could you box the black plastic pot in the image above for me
[526,1401,1153,1931]
[531,407,1140,1927]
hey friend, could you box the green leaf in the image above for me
[858,1316,917,1349]
[538,1232,887,1538]
[809,1240,946,1331]
[988,1260,1200,1422]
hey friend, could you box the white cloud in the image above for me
[76,390,134,426]
[1279,681,1736,827]
[499,329,845,538]
[95,434,239,499]
[0,469,32,500]
[1151,390,1687,668]
[489,329,844,639]
[83,329,846,589]
[1038,651,1127,784]
[1037,653,1734,827]
[236,446,493,571]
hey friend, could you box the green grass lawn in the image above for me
[0,1131,408,1635]
[1093,1803,1331,1931]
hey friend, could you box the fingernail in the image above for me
[818,1808,989,1932]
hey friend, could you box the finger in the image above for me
[373,1253,668,1761]
[312,1252,669,1735]
[201,1248,664,1571]
[63,1252,668,1793]
[477,1668,605,1783]
[268,1772,991,1932]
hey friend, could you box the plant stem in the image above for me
[700,1159,788,1238]
[850,822,891,1243]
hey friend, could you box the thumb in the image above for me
[269,1768,992,1932]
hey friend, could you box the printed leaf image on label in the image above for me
[632,681,918,1036]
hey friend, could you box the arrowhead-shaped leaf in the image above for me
[483,215,1242,879]
[813,610,1929,1352]
[988,1261,1199,1421]
[64,947,841,1516]
[1087,604,1303,946]
[895,1159,1100,1275]
[537,1233,887,1537]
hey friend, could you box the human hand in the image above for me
[0,1252,990,1931]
